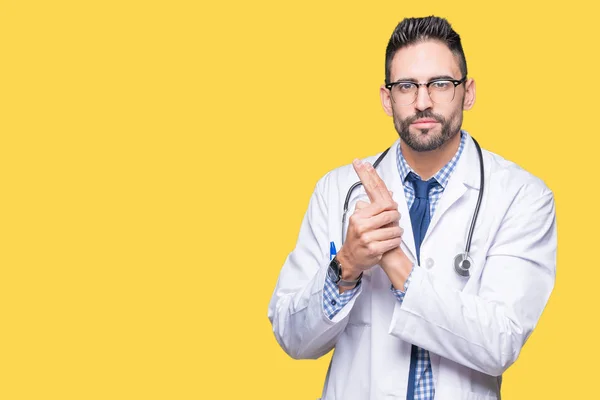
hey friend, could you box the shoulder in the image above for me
[482,147,554,204]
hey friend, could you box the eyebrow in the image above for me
[392,75,457,83]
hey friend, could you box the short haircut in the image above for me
[385,16,468,84]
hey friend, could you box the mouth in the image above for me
[411,118,439,128]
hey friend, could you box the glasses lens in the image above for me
[391,83,417,106]
[429,81,455,104]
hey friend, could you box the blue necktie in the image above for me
[405,172,438,400]
[406,172,438,264]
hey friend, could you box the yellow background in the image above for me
[0,0,596,398]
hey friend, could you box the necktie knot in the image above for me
[407,172,438,199]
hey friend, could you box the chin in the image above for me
[403,130,446,152]
[413,129,441,142]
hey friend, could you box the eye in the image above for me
[430,80,452,90]
[396,83,416,93]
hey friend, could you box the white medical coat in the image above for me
[268,133,557,400]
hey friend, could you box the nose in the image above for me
[414,84,433,111]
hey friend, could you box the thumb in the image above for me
[355,200,369,210]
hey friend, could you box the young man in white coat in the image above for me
[267,16,557,400]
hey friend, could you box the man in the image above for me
[267,16,556,400]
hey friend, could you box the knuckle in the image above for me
[384,212,394,224]
[361,232,371,244]
[355,223,366,236]
[366,242,377,256]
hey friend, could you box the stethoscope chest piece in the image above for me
[453,253,472,277]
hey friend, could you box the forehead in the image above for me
[390,40,462,81]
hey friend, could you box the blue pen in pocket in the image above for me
[329,241,337,261]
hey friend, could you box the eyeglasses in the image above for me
[385,77,466,106]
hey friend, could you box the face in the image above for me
[380,40,476,152]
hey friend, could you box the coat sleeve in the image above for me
[389,185,557,376]
[267,176,363,359]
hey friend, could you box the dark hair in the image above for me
[384,16,467,84]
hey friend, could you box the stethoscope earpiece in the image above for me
[453,253,472,277]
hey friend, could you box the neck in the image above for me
[401,132,461,180]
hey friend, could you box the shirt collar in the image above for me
[396,130,467,189]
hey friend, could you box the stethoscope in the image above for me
[341,136,484,278]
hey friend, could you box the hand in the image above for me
[354,198,405,271]
[336,160,403,279]
[349,160,413,291]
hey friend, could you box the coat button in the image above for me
[424,258,435,269]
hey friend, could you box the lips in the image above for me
[412,118,438,124]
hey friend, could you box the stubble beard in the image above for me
[393,107,463,152]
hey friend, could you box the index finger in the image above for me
[352,159,394,204]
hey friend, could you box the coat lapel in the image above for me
[425,132,481,239]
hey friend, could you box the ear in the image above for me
[380,85,394,116]
[462,78,476,110]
